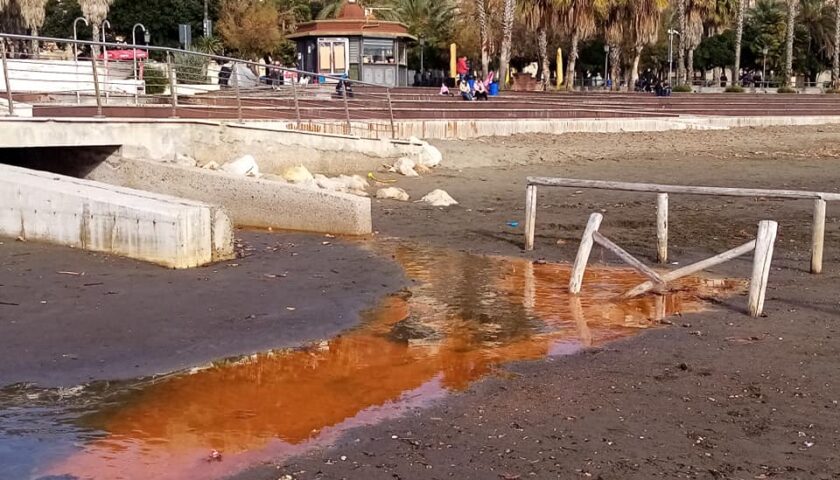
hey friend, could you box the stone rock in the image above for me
[337,174,369,191]
[392,157,419,177]
[376,187,410,201]
[221,154,260,177]
[417,143,442,168]
[420,189,458,207]
[201,161,220,170]
[283,165,315,184]
[172,153,197,167]
[314,174,345,191]
[260,173,287,183]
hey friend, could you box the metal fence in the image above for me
[0,33,398,139]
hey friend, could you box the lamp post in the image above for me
[762,46,769,92]
[603,44,609,89]
[73,17,88,60]
[101,19,110,101]
[132,23,148,104]
[667,29,680,85]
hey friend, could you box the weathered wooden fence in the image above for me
[524,177,839,274]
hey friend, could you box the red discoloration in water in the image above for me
[42,247,745,480]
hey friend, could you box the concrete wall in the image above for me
[0,163,235,268]
[84,158,373,235]
[0,118,430,174]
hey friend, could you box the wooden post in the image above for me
[811,198,826,274]
[1,42,14,116]
[90,58,104,118]
[624,239,757,298]
[748,220,778,317]
[569,213,603,294]
[524,184,537,251]
[569,296,592,346]
[593,231,664,284]
[656,193,669,264]
[167,53,178,119]
[290,77,302,126]
[386,88,396,138]
[523,260,535,312]
[654,294,667,322]
[233,62,243,123]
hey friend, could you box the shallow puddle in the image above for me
[2,243,746,480]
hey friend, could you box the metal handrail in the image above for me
[0,32,385,89]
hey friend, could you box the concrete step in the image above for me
[0,164,234,268]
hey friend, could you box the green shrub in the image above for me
[777,86,797,94]
[672,84,693,93]
[724,85,744,93]
[143,65,167,95]
[824,88,840,94]
[173,52,209,85]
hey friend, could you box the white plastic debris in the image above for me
[417,143,442,168]
[420,189,458,207]
[283,165,315,183]
[376,187,410,201]
[392,157,419,177]
[172,153,197,167]
[221,154,260,177]
[201,160,220,170]
[314,174,345,191]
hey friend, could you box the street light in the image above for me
[101,19,110,101]
[132,23,148,104]
[603,44,609,89]
[667,29,681,85]
[762,46,769,92]
[72,17,88,60]
[419,38,426,74]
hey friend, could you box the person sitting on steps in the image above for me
[474,79,489,100]
[459,79,474,101]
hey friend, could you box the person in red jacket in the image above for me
[456,56,469,81]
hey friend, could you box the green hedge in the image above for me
[777,86,797,94]
[672,84,693,93]
[724,85,744,93]
[143,65,167,95]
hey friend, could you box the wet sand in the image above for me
[246,125,840,479]
[3,124,840,479]
[0,233,404,387]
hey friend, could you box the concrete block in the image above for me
[0,164,234,268]
[85,159,373,235]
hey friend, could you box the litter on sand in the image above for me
[419,189,458,207]
[376,187,410,201]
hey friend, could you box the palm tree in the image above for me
[733,0,746,86]
[784,0,799,86]
[499,0,516,88]
[476,0,494,77]
[603,0,628,90]
[19,0,48,56]
[704,0,738,84]
[521,0,557,90]
[835,0,839,87]
[677,0,687,84]
[684,0,714,86]
[561,0,606,89]
[79,0,114,56]
[629,0,668,89]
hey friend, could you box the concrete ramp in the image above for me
[0,164,235,268]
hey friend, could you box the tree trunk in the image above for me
[687,47,695,87]
[677,0,686,85]
[834,0,839,88]
[631,45,643,90]
[609,45,620,91]
[565,31,579,90]
[733,0,746,87]
[91,22,102,57]
[785,0,798,86]
[478,0,490,78]
[31,26,39,58]
[538,24,549,91]
[499,0,516,89]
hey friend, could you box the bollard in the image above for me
[0,42,13,116]
[656,193,669,264]
[342,81,352,135]
[748,220,778,317]
[90,58,104,118]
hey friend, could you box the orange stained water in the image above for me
[41,245,746,480]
